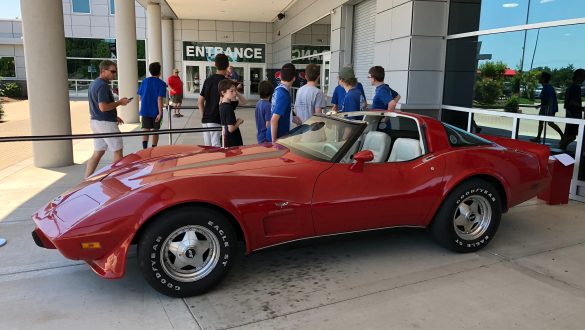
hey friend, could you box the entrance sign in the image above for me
[183,42,265,63]
[291,45,330,64]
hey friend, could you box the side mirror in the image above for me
[350,150,374,171]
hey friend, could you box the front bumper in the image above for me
[31,228,55,249]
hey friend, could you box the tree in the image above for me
[474,61,507,105]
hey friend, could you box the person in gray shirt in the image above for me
[85,60,130,178]
[294,64,327,122]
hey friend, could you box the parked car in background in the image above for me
[31,112,552,297]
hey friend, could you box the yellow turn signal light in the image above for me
[81,242,102,249]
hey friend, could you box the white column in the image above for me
[161,19,174,80]
[21,0,73,168]
[115,0,139,123]
[147,3,163,65]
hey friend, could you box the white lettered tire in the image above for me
[430,179,502,253]
[138,206,236,297]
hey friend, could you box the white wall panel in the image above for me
[216,21,233,31]
[90,16,109,27]
[234,22,250,32]
[92,5,109,16]
[0,45,14,56]
[373,41,391,69]
[199,20,215,30]
[390,2,412,39]
[91,26,109,37]
[71,15,90,26]
[375,9,392,42]
[181,30,199,40]
[389,37,411,70]
[250,32,267,43]
[377,0,393,13]
[182,20,199,30]
[387,70,409,102]
[216,31,234,42]
[197,30,216,41]
[234,31,250,43]
[251,22,266,33]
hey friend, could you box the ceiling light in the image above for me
[502,3,519,8]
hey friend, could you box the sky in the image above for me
[1,0,21,19]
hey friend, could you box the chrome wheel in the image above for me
[453,195,492,241]
[160,225,220,282]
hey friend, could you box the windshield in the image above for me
[276,116,365,162]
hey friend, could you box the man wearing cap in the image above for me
[167,68,184,117]
[338,66,366,112]
[331,65,367,112]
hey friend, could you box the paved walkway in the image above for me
[1,99,585,329]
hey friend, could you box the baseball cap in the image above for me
[339,67,355,80]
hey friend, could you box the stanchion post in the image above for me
[167,103,173,145]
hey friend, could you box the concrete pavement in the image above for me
[1,99,585,329]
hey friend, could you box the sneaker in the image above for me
[178,113,184,117]
[529,137,541,143]
[173,114,180,118]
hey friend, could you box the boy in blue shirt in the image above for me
[268,63,299,142]
[368,66,400,111]
[331,67,367,112]
[255,80,273,143]
[337,67,366,112]
[137,62,167,149]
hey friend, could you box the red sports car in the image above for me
[32,111,551,297]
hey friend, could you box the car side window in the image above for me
[443,124,492,147]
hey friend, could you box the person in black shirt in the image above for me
[198,54,230,147]
[560,69,585,149]
[218,79,244,147]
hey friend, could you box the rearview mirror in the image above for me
[350,150,374,171]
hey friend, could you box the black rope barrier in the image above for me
[0,127,221,143]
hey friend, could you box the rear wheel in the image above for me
[138,206,236,297]
[430,179,502,253]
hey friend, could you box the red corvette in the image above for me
[32,111,551,297]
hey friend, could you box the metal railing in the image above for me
[443,105,585,202]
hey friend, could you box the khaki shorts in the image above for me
[90,119,123,152]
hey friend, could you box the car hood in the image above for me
[98,144,308,187]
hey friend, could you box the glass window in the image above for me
[443,24,585,135]
[443,123,492,146]
[528,0,585,25]
[72,0,91,14]
[449,0,585,35]
[65,38,146,60]
[66,59,104,79]
[109,0,115,15]
[0,57,16,78]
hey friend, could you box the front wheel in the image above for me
[138,206,236,297]
[430,179,502,253]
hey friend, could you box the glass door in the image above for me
[229,65,245,95]
[321,52,331,97]
[249,66,265,100]
[184,62,202,98]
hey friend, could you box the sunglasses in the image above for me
[108,69,117,74]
